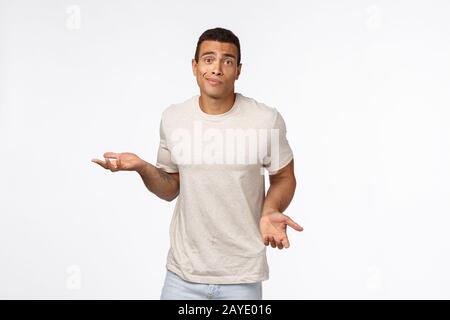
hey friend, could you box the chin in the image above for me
[203,88,226,99]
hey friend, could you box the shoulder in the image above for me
[160,95,197,124]
[161,95,196,117]
[237,93,279,127]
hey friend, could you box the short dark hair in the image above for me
[194,27,241,65]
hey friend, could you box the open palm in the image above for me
[91,152,144,172]
[260,212,303,249]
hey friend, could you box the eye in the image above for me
[204,57,213,63]
[225,59,233,65]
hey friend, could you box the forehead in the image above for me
[199,40,238,57]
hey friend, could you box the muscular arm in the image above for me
[262,159,296,216]
[137,161,180,202]
[259,159,302,249]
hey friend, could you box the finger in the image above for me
[105,158,117,171]
[91,159,107,169]
[103,152,119,159]
[277,240,283,250]
[263,236,270,246]
[285,216,304,231]
[270,236,276,248]
[281,237,290,249]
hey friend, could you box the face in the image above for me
[192,40,241,99]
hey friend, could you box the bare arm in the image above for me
[262,159,297,216]
[92,152,179,202]
[136,161,180,202]
[260,159,303,250]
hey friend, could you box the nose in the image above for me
[211,60,223,76]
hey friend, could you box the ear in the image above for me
[192,58,197,76]
[235,63,242,80]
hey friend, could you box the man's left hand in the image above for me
[260,211,303,249]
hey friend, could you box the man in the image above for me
[92,27,303,300]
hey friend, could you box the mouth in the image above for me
[205,77,223,86]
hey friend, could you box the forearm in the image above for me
[136,161,179,202]
[262,176,296,216]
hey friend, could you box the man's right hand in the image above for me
[91,152,145,172]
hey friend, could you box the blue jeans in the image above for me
[160,269,263,300]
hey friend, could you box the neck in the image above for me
[199,92,236,115]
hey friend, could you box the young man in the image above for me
[92,27,303,300]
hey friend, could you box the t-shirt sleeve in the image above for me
[155,117,179,173]
[263,110,294,175]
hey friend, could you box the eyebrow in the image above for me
[201,51,237,59]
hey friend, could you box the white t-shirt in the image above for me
[156,92,293,284]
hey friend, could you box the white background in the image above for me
[1,0,449,299]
